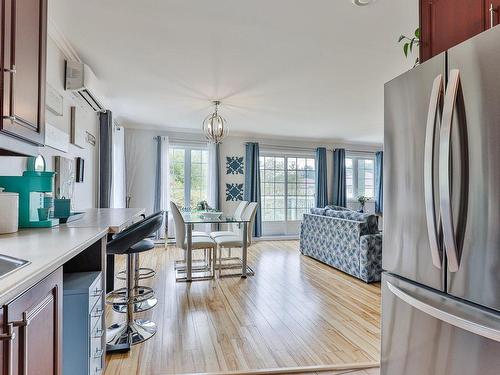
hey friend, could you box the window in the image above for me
[345,155,375,200]
[169,145,209,208]
[260,155,315,223]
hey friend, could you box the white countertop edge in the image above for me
[0,227,109,306]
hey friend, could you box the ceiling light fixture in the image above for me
[202,100,228,144]
[352,0,376,5]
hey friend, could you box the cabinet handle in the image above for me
[0,323,15,375]
[92,348,104,359]
[91,288,103,297]
[491,3,497,29]
[91,307,104,318]
[2,65,16,74]
[2,115,16,123]
[92,327,104,338]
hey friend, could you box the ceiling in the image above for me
[49,0,418,144]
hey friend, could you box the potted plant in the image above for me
[357,196,371,213]
[398,28,420,67]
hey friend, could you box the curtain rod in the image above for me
[260,143,376,154]
[260,143,316,152]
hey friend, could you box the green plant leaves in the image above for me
[415,28,420,38]
[403,43,409,57]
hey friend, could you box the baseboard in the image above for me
[187,362,379,375]
[256,235,300,241]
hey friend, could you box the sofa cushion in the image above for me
[310,207,327,216]
[325,205,352,212]
[325,209,379,234]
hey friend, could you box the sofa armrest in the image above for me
[359,233,383,283]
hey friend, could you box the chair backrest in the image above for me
[242,202,258,245]
[170,202,186,249]
[107,211,163,255]
[230,201,248,233]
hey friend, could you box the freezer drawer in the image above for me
[381,273,500,375]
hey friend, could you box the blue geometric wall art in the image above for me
[226,156,244,175]
[226,183,244,201]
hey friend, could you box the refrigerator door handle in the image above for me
[439,69,461,272]
[387,281,500,342]
[424,74,444,269]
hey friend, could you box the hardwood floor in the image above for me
[104,240,381,375]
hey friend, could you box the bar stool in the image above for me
[106,212,163,351]
[113,212,163,313]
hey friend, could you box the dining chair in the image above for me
[210,200,248,239]
[170,202,217,280]
[214,202,258,277]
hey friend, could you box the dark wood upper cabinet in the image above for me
[420,0,500,62]
[2,268,62,375]
[0,0,47,145]
[420,0,486,62]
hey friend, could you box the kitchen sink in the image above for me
[0,254,30,279]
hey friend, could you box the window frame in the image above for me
[345,153,375,202]
[169,143,209,208]
[259,152,316,224]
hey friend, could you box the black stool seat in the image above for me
[129,239,155,254]
[107,213,162,255]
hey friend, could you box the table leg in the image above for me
[242,223,248,278]
[186,223,193,281]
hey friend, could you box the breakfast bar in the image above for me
[0,208,144,375]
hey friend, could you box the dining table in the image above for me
[180,212,250,282]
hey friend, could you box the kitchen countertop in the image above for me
[64,208,145,233]
[0,226,108,305]
[0,207,146,305]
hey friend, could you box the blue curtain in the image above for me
[375,151,383,214]
[244,142,262,237]
[332,148,346,207]
[315,147,328,208]
[154,136,164,239]
[98,110,113,208]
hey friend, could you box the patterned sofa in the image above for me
[299,206,382,283]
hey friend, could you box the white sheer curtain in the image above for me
[206,142,219,232]
[155,136,172,239]
[207,142,219,209]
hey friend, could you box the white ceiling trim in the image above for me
[47,18,81,62]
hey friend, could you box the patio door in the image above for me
[260,154,316,236]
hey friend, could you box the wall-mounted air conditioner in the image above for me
[64,60,105,112]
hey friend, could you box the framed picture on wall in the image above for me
[76,157,84,183]
[70,106,86,149]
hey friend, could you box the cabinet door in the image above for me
[5,268,62,375]
[485,0,500,28]
[0,0,47,145]
[420,0,485,62]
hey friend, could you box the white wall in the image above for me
[0,37,99,210]
[124,128,207,215]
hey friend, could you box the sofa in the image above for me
[299,206,382,283]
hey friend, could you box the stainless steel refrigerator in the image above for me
[382,25,500,375]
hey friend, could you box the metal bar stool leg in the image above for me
[113,253,157,314]
[107,254,157,349]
